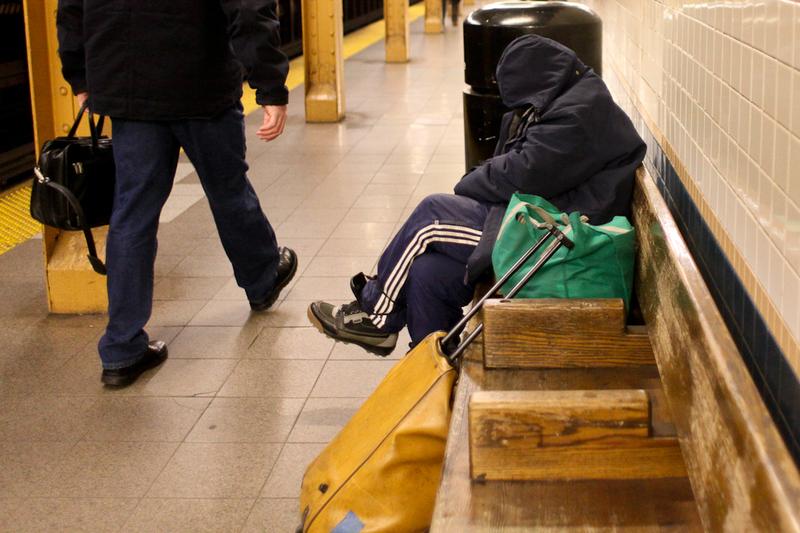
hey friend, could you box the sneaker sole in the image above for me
[251,251,299,312]
[307,305,396,357]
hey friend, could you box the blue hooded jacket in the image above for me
[455,34,646,281]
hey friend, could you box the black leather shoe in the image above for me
[101,341,168,387]
[250,247,298,312]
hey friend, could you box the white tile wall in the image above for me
[584,0,800,342]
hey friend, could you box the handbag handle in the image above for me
[68,102,106,150]
[33,168,107,275]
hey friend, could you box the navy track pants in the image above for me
[359,193,490,347]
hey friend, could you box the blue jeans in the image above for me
[98,104,279,369]
[359,193,489,346]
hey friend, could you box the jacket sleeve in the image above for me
[56,0,87,94]
[454,114,595,204]
[220,0,289,105]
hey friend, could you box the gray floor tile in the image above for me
[2,497,140,533]
[153,276,229,300]
[285,277,355,301]
[260,442,327,498]
[276,220,338,239]
[121,498,254,533]
[0,498,24,531]
[310,360,396,398]
[276,237,327,258]
[330,221,397,240]
[134,358,239,397]
[353,194,411,209]
[317,238,389,257]
[147,442,282,498]
[242,498,301,533]
[81,397,211,442]
[0,441,74,497]
[248,327,334,359]
[186,397,304,443]
[169,325,260,358]
[36,441,178,497]
[148,299,207,327]
[363,183,418,196]
[218,359,324,398]
[287,397,363,443]
[302,256,377,278]
[0,396,96,443]
[210,277,250,301]
[343,207,405,223]
[170,255,234,277]
[189,299,267,327]
[154,254,184,276]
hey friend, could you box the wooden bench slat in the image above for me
[469,389,688,481]
[483,299,654,368]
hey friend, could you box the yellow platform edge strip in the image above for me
[0,183,41,255]
[0,4,426,256]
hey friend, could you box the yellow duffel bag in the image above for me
[300,331,455,532]
[299,225,571,532]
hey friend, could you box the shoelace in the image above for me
[338,301,365,318]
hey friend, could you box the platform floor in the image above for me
[0,19,465,532]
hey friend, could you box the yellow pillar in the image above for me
[302,0,345,122]
[424,0,444,33]
[23,0,108,313]
[384,0,410,63]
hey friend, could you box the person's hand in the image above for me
[76,92,88,108]
[257,105,287,142]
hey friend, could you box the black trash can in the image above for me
[463,1,602,170]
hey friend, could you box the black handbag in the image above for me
[30,102,114,275]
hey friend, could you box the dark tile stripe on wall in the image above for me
[637,119,800,464]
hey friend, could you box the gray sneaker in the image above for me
[307,300,398,356]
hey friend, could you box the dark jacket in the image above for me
[56,0,289,120]
[454,34,646,281]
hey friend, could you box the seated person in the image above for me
[308,34,646,355]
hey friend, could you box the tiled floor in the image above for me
[0,19,465,533]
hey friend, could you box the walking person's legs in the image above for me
[171,104,296,308]
[98,120,180,385]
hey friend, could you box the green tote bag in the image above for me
[491,193,636,311]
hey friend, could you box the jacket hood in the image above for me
[496,34,587,111]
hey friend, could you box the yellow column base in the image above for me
[385,36,410,63]
[46,227,108,314]
[425,19,444,33]
[305,84,345,122]
[424,0,444,33]
[385,0,409,63]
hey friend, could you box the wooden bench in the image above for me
[430,169,800,531]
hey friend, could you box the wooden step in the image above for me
[429,357,702,532]
[482,298,653,368]
[469,389,686,481]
